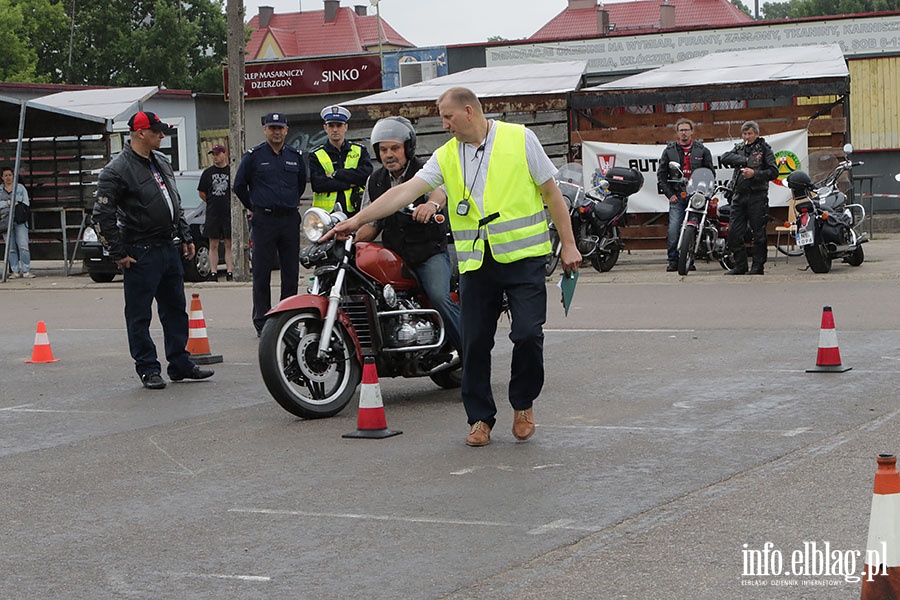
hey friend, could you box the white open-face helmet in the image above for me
[370,116,416,161]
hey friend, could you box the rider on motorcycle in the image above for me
[355,117,462,353]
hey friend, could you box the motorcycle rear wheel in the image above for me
[844,245,864,267]
[676,225,697,276]
[545,227,561,276]
[803,243,832,274]
[259,310,362,419]
[430,366,462,389]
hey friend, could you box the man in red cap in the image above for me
[198,144,233,281]
[93,111,214,389]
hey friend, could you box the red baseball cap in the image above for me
[128,111,169,132]
[208,144,226,154]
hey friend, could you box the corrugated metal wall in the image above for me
[849,56,900,151]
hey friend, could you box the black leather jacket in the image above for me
[656,140,714,199]
[721,137,778,197]
[93,144,191,260]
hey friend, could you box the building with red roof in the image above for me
[245,1,414,60]
[530,0,753,40]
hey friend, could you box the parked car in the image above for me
[81,170,213,283]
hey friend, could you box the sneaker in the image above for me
[225,272,234,282]
[465,421,491,447]
[170,366,214,382]
[21,272,34,278]
[666,264,677,272]
[14,272,23,278]
[141,373,167,390]
[689,264,696,272]
[724,269,747,275]
[512,408,535,441]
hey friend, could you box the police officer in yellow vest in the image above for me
[309,105,373,214]
[323,87,581,448]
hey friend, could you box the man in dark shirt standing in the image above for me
[198,144,232,281]
[93,111,214,389]
[308,105,373,214]
[233,112,307,335]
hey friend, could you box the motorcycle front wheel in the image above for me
[677,225,697,276]
[591,229,621,272]
[259,310,362,419]
[803,243,833,274]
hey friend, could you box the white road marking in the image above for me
[230,507,598,535]
[0,404,108,414]
[156,571,271,582]
[546,328,695,333]
[542,424,817,436]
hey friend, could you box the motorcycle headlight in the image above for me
[82,226,98,243]
[690,192,706,210]
[302,208,341,243]
[382,284,397,308]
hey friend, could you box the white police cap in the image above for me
[321,105,351,124]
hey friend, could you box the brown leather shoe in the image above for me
[512,408,535,441]
[466,421,491,447]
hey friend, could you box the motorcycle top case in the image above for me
[604,167,644,196]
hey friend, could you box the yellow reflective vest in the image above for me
[312,144,363,213]
[436,121,551,273]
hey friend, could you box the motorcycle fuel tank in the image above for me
[355,242,419,290]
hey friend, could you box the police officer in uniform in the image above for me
[234,112,307,335]
[308,105,373,214]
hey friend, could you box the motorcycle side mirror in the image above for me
[669,161,682,173]
[843,143,854,155]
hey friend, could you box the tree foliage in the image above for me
[762,0,897,19]
[730,0,753,18]
[3,0,227,92]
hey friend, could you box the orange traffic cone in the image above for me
[807,305,851,372]
[25,321,59,363]
[861,454,900,599]
[186,293,222,365]
[343,357,402,439]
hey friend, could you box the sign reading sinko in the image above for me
[224,55,382,99]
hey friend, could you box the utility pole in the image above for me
[226,0,249,279]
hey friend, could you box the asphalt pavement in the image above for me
[2,236,900,599]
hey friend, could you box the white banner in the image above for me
[582,129,808,212]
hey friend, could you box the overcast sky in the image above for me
[240,0,574,47]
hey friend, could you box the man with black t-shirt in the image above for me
[198,145,233,281]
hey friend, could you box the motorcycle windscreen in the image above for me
[686,167,715,196]
[355,242,419,290]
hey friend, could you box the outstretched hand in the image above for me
[319,217,358,243]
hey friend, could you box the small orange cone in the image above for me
[343,357,402,439]
[807,305,851,373]
[861,454,900,598]
[25,321,59,363]
[186,293,222,365]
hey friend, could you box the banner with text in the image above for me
[224,55,382,100]
[582,129,808,212]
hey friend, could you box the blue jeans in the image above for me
[667,197,687,265]
[8,222,30,273]
[413,252,462,353]
[122,242,195,378]
[459,253,546,429]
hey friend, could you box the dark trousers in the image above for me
[728,193,769,270]
[250,210,300,333]
[459,252,546,429]
[122,242,194,377]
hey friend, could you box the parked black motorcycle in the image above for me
[787,144,867,273]
[667,163,734,275]
[258,207,461,419]
[546,163,643,275]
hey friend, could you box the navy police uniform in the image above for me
[233,113,307,334]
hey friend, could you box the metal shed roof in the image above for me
[573,44,849,108]
[344,60,588,106]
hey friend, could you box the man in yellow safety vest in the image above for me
[308,105,373,214]
[323,87,580,448]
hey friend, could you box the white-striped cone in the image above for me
[186,293,222,364]
[807,305,851,373]
[861,454,900,599]
[25,321,59,363]
[343,357,401,439]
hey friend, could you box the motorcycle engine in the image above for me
[383,300,439,348]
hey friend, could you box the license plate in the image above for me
[797,230,814,246]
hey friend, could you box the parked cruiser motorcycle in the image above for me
[787,144,867,273]
[258,207,461,419]
[545,163,643,275]
[668,163,734,275]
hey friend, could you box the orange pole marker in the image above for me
[185,293,222,365]
[25,321,59,364]
[343,357,401,439]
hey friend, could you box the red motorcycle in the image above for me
[258,208,461,419]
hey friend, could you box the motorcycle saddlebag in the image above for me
[821,220,844,244]
[604,167,644,196]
